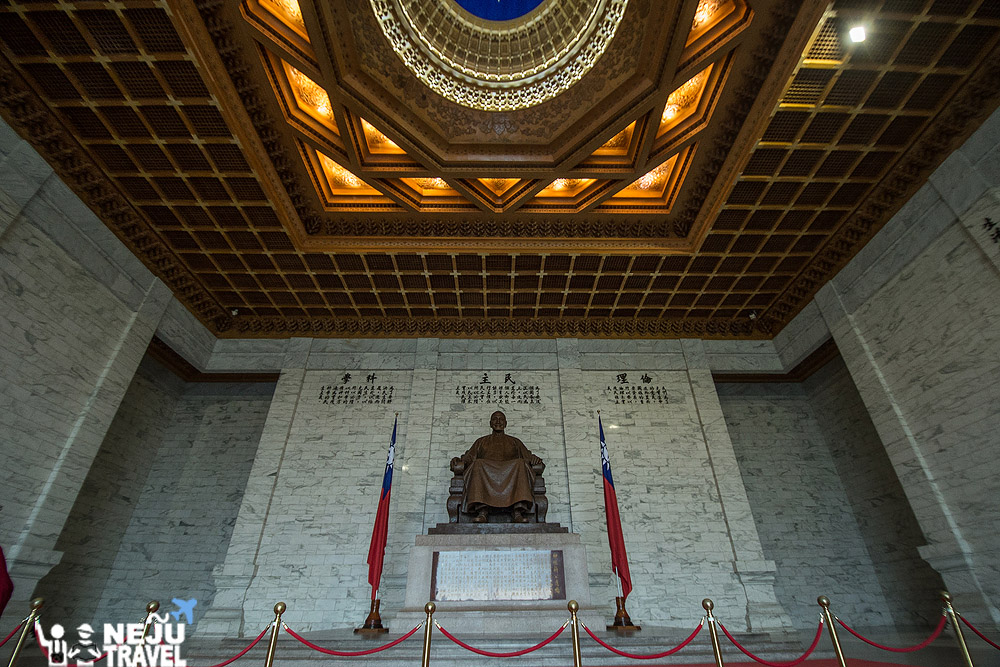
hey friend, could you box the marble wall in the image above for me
[94,381,272,627]
[201,340,788,635]
[810,107,1000,623]
[719,381,887,627]
[0,122,171,604]
[35,359,185,625]
[805,357,944,626]
[31,355,272,629]
[718,365,944,629]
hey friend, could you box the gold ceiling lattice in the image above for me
[0,0,997,339]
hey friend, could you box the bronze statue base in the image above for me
[354,599,389,636]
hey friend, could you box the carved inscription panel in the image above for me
[431,550,565,601]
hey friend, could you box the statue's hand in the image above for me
[528,454,542,466]
[450,456,464,472]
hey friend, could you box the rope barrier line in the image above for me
[34,623,269,667]
[0,622,24,648]
[434,619,569,657]
[581,619,704,659]
[717,619,824,667]
[283,622,421,656]
[961,616,1000,651]
[836,613,947,652]
[187,626,270,667]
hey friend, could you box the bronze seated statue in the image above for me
[447,411,548,523]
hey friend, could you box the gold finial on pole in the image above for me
[941,592,975,667]
[421,602,435,667]
[702,599,725,667]
[140,601,160,643]
[817,596,847,667]
[7,598,43,667]
[263,602,285,667]
[568,600,583,667]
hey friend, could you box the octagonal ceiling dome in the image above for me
[370,0,629,111]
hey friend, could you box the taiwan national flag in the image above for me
[366,416,397,598]
[599,416,633,600]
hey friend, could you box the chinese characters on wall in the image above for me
[319,372,394,405]
[455,372,541,404]
[604,372,669,404]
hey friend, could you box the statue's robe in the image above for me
[460,433,536,510]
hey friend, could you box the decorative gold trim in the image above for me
[368,0,629,110]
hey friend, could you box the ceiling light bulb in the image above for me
[849,26,866,42]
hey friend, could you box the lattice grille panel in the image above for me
[0,0,998,338]
[708,0,1000,332]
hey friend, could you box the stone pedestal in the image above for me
[394,527,602,633]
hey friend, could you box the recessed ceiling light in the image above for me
[849,26,866,43]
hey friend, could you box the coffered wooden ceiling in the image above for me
[1,0,998,338]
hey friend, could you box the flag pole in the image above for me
[356,412,398,636]
[599,410,641,633]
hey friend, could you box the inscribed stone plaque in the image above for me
[431,550,565,601]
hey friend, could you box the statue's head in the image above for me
[490,411,507,432]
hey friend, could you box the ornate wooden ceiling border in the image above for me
[0,52,234,334]
[184,0,817,251]
[758,38,1000,334]
[228,313,762,339]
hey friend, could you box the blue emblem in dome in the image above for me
[454,0,546,21]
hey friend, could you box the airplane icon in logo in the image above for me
[170,598,197,624]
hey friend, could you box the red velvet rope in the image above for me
[0,622,24,648]
[435,621,567,657]
[283,622,421,656]
[190,626,270,667]
[836,614,946,652]
[961,616,1000,651]
[717,619,824,667]
[582,620,703,659]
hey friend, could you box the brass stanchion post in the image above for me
[6,598,43,667]
[941,591,975,667]
[568,600,583,667]
[702,599,725,667]
[263,602,285,667]
[140,601,160,643]
[421,602,435,667]
[818,596,847,667]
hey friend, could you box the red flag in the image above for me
[599,416,632,599]
[366,416,397,599]
[0,545,13,618]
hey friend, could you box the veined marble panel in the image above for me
[157,298,217,371]
[576,339,684,354]
[239,369,413,631]
[773,301,829,370]
[578,353,688,370]
[309,338,418,354]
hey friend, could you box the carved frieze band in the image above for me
[227,314,764,339]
